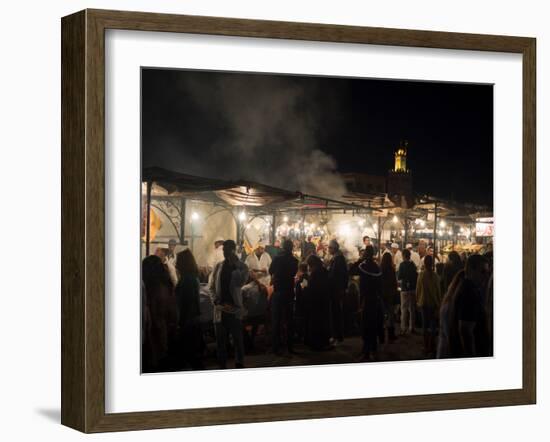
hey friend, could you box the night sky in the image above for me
[142,68,493,206]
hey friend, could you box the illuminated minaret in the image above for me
[394,140,408,173]
[387,140,413,208]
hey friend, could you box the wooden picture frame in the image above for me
[61,8,536,433]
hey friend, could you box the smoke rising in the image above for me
[142,70,347,199]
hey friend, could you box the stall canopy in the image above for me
[143,166,376,214]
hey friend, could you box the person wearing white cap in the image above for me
[406,243,421,269]
[245,241,272,286]
[390,242,403,269]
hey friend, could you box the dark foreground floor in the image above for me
[201,330,430,371]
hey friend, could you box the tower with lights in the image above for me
[394,140,408,172]
[387,140,413,208]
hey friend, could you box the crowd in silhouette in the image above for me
[142,236,493,372]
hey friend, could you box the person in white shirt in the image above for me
[245,241,272,286]
[406,243,421,269]
[391,242,403,269]
[207,237,225,270]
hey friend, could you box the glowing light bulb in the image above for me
[191,212,199,221]
[392,215,399,223]
[283,215,289,223]
[440,220,446,228]
[238,211,247,221]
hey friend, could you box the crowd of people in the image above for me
[141,233,493,372]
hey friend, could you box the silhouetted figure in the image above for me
[142,255,177,372]
[303,255,332,350]
[294,262,309,343]
[351,245,383,362]
[442,251,463,294]
[327,239,349,343]
[380,252,398,342]
[269,239,299,355]
[454,254,491,357]
[437,269,465,358]
[416,254,442,355]
[303,236,316,259]
[174,249,205,370]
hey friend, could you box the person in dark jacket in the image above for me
[380,252,398,342]
[293,262,309,343]
[397,249,418,334]
[350,245,383,362]
[303,255,332,350]
[269,239,299,354]
[327,239,349,344]
[174,249,205,370]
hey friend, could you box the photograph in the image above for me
[140,67,494,373]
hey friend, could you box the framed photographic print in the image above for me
[61,9,536,433]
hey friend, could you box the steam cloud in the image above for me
[144,71,347,199]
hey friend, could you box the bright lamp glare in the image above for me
[338,224,351,237]
[238,211,247,221]
[191,212,199,221]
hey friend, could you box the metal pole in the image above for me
[403,217,408,249]
[190,222,194,253]
[271,212,276,245]
[433,202,438,270]
[452,223,456,248]
[236,210,241,246]
[301,210,306,257]
[145,181,152,256]
[179,197,186,245]
[377,215,382,260]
